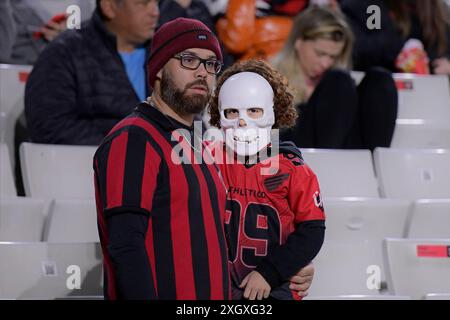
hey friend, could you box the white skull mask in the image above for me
[219,72,275,156]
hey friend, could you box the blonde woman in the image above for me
[273,6,398,150]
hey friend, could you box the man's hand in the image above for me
[239,271,271,300]
[289,263,314,297]
[41,19,67,41]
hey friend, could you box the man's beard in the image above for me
[160,70,211,117]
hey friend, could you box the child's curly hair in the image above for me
[208,59,298,129]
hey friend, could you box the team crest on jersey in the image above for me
[313,191,324,211]
[284,153,304,167]
[263,173,289,191]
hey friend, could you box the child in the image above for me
[208,60,326,300]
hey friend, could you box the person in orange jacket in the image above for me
[216,0,308,61]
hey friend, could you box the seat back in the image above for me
[0,143,17,196]
[0,197,48,241]
[45,199,99,243]
[302,149,379,198]
[394,74,450,121]
[310,241,382,296]
[20,143,97,199]
[383,238,450,299]
[324,197,410,277]
[391,121,450,149]
[374,148,450,199]
[0,64,32,170]
[406,199,450,238]
[0,242,102,299]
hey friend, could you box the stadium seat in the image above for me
[383,238,450,299]
[0,242,102,299]
[309,241,382,296]
[0,64,32,169]
[0,143,17,196]
[0,112,6,143]
[20,143,97,199]
[301,149,380,198]
[44,199,99,243]
[393,73,450,122]
[324,197,411,280]
[374,148,450,199]
[0,196,48,241]
[391,120,450,149]
[0,64,31,121]
[406,199,450,238]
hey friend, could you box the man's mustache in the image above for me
[185,79,210,92]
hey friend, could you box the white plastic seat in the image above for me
[0,64,31,120]
[0,196,48,241]
[45,199,99,243]
[406,199,450,238]
[0,64,32,169]
[20,143,97,199]
[0,143,17,197]
[374,148,450,199]
[383,238,450,299]
[393,73,450,121]
[0,113,6,143]
[391,121,450,149]
[0,242,102,299]
[301,149,379,198]
[324,197,410,279]
[309,241,382,296]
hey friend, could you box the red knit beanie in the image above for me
[147,17,223,88]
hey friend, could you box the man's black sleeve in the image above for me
[255,220,325,289]
[106,211,157,299]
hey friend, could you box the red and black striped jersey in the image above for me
[212,143,325,300]
[93,102,230,300]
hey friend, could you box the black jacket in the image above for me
[25,9,148,145]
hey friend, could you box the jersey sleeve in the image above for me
[94,125,161,218]
[288,163,326,223]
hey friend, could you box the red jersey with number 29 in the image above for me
[215,146,325,300]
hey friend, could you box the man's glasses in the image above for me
[173,53,223,74]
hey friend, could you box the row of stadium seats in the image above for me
[352,72,450,148]
[0,242,102,300]
[0,197,98,242]
[302,147,450,199]
[1,237,448,300]
[309,238,450,300]
[2,65,450,165]
[2,193,448,242]
[2,142,450,200]
[2,64,450,299]
[1,142,449,299]
[309,198,450,299]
